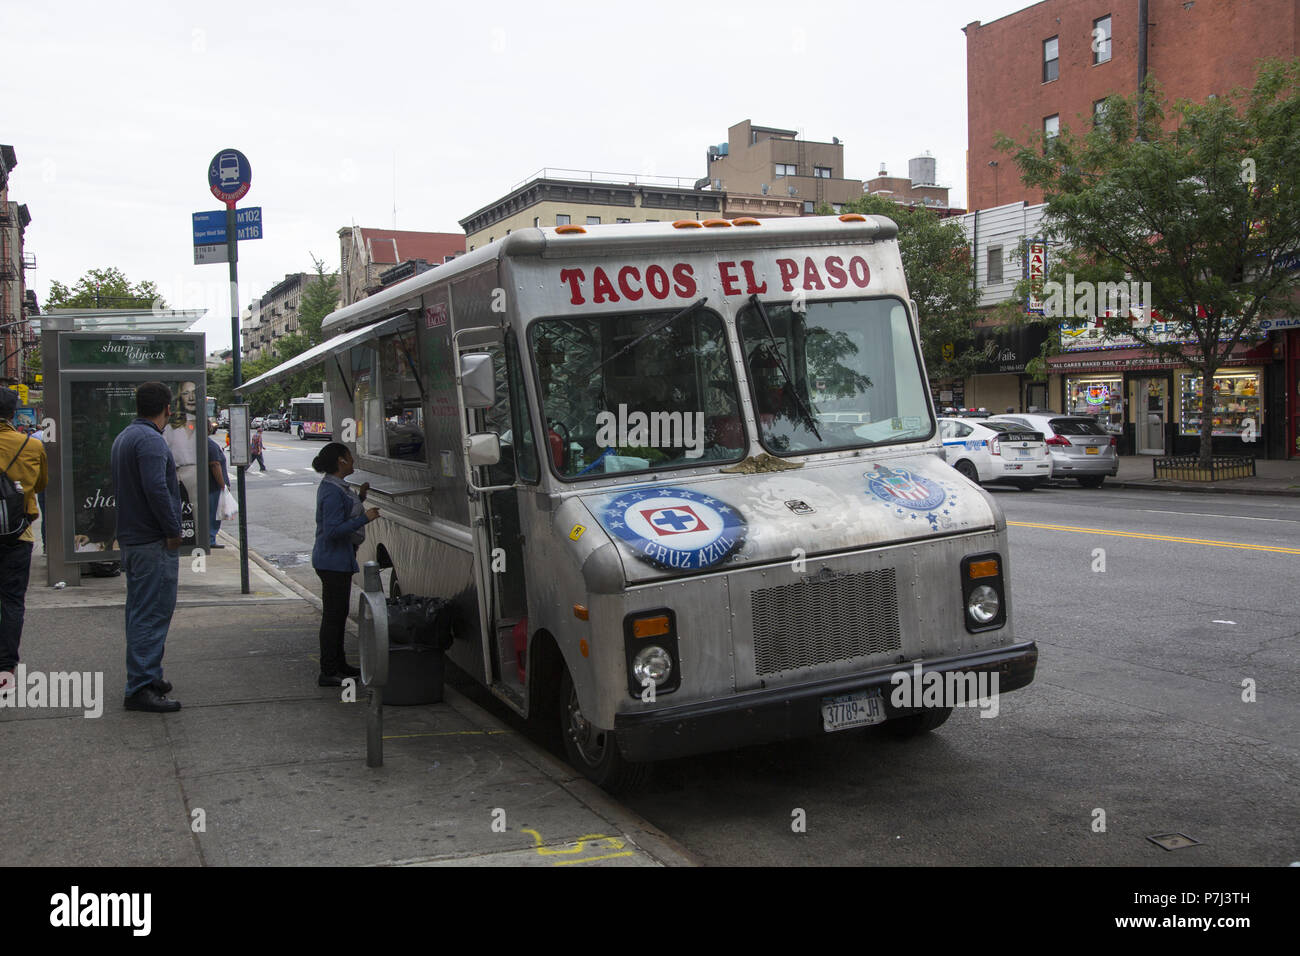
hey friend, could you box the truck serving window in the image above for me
[529,306,745,479]
[377,328,427,463]
[738,297,932,455]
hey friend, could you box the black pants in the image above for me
[252,452,266,471]
[316,568,353,675]
[0,539,34,672]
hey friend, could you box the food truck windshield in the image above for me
[528,295,934,481]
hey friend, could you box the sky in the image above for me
[3,0,1035,353]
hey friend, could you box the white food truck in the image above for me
[243,215,1037,791]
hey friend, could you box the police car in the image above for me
[937,414,1052,490]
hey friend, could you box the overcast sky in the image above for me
[4,0,1033,352]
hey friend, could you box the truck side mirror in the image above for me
[465,432,501,466]
[459,353,496,408]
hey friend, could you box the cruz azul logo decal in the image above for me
[865,464,960,530]
[599,488,745,571]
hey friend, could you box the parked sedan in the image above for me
[938,417,1052,490]
[988,412,1118,488]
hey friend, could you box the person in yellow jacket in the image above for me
[0,387,49,684]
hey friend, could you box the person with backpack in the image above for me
[110,382,184,713]
[250,427,266,472]
[0,387,48,685]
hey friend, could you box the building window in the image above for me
[987,245,1003,284]
[556,214,570,225]
[775,163,797,177]
[616,218,631,223]
[586,216,601,225]
[1043,36,1059,82]
[802,200,815,214]
[1044,114,1060,139]
[832,203,843,214]
[1094,99,1108,123]
[813,166,832,179]
[1092,15,1112,65]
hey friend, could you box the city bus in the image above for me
[290,393,331,440]
[241,216,1037,791]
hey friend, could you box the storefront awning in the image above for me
[1047,341,1272,373]
[236,312,413,392]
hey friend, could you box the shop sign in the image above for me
[972,325,1049,373]
[1258,316,1300,332]
[66,336,199,368]
[1026,240,1047,315]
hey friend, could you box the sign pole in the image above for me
[226,202,250,595]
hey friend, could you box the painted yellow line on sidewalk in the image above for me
[1008,520,1300,555]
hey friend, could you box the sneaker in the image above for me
[125,687,182,713]
[339,664,362,678]
[151,678,173,694]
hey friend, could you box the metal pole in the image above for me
[226,205,250,595]
[363,562,384,767]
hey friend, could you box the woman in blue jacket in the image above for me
[311,442,379,686]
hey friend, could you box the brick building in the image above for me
[0,145,37,386]
[964,0,1300,210]
[338,227,464,306]
[865,154,964,217]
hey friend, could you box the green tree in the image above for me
[997,60,1300,466]
[820,195,982,378]
[46,267,168,310]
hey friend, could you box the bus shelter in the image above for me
[40,311,208,586]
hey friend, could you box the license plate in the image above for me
[1016,449,1032,458]
[1086,446,1100,454]
[821,690,886,732]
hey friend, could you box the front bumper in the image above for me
[614,641,1038,762]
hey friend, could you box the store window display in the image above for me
[1066,377,1124,435]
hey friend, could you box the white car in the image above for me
[938,417,1052,490]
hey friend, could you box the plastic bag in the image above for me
[217,488,239,520]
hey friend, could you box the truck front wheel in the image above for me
[559,667,650,794]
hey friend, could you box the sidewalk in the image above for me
[1098,455,1300,496]
[2,540,694,867]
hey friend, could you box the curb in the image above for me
[226,532,700,867]
[1102,479,1300,497]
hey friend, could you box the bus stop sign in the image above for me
[208,148,251,205]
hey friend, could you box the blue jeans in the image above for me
[209,488,222,546]
[121,540,179,696]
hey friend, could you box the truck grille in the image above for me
[751,568,901,676]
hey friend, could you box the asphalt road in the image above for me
[231,448,1300,866]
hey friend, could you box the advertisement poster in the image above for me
[67,379,205,557]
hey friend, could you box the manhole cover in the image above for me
[1146,832,1201,851]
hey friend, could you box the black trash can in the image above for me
[381,595,453,706]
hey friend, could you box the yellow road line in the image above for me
[1008,520,1300,555]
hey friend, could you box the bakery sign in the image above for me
[1025,240,1047,315]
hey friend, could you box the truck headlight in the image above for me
[967,585,1000,624]
[632,646,673,686]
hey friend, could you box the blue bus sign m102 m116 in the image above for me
[192,208,263,244]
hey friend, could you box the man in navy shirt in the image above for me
[110,382,183,713]
[207,420,229,548]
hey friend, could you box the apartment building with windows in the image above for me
[965,0,1300,210]
[241,271,336,363]
[460,170,725,250]
[0,145,37,386]
[705,120,863,214]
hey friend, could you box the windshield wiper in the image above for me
[580,297,708,381]
[748,294,821,441]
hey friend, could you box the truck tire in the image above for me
[559,667,650,794]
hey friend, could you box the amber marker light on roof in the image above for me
[573,604,589,620]
[839,213,868,222]
[555,224,587,234]
[968,559,1000,579]
[731,217,761,226]
[702,218,732,227]
[672,219,703,228]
